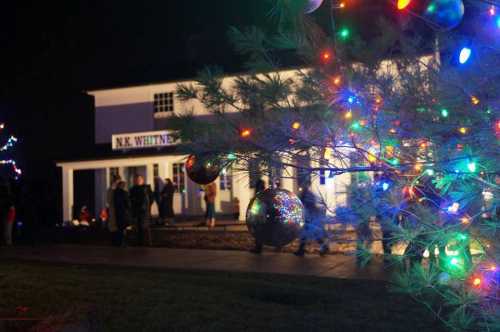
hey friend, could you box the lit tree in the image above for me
[0,122,21,180]
[174,0,499,329]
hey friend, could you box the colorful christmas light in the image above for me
[397,0,411,10]
[240,129,252,138]
[459,47,472,64]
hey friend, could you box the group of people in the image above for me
[106,174,176,247]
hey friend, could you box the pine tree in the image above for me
[174,1,499,329]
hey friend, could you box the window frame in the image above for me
[153,92,175,114]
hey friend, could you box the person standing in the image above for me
[106,175,121,244]
[0,179,14,246]
[255,178,266,195]
[160,178,175,225]
[294,187,329,257]
[204,182,217,228]
[113,181,131,247]
[372,173,398,259]
[130,175,153,246]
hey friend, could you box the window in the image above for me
[153,92,174,113]
[172,163,185,193]
[219,168,232,191]
[153,164,159,177]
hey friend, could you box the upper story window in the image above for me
[153,92,175,113]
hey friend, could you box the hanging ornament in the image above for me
[185,154,221,185]
[246,188,304,247]
[304,0,324,14]
[424,0,465,31]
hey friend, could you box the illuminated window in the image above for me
[172,163,185,192]
[154,92,175,113]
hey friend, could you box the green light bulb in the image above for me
[338,27,350,40]
[441,109,449,118]
[467,161,477,173]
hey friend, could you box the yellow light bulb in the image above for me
[344,111,352,120]
[397,0,411,10]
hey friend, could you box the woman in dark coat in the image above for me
[113,181,131,247]
[160,178,175,224]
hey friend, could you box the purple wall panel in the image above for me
[95,102,154,144]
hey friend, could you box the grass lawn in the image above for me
[0,261,446,332]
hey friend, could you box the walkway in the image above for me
[0,245,390,281]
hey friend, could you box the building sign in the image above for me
[112,130,178,150]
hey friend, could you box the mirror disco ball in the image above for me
[424,0,464,31]
[304,0,324,14]
[246,188,305,247]
[185,154,221,185]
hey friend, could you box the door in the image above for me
[218,167,233,213]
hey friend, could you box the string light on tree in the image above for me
[0,123,21,179]
[489,6,496,16]
[332,75,342,86]
[459,127,469,135]
[467,161,477,173]
[338,27,351,40]
[321,50,333,63]
[459,47,472,64]
[240,128,252,138]
[397,0,412,10]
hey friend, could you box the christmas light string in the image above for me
[0,123,22,179]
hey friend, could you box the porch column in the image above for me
[159,162,168,180]
[94,169,107,217]
[146,163,155,185]
[62,167,74,221]
[233,170,251,222]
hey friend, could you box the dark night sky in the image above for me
[4,0,272,93]
[0,0,276,181]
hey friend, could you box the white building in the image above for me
[57,69,351,222]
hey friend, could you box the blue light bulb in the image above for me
[459,47,472,64]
